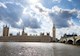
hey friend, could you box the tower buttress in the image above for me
[3,25,9,37]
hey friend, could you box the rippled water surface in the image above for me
[0,42,54,56]
[0,42,80,56]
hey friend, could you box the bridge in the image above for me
[60,34,80,45]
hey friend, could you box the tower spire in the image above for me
[23,27,24,32]
[53,23,55,29]
[22,26,25,35]
[6,24,7,27]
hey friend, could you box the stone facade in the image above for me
[0,25,56,42]
[0,36,51,42]
[60,34,80,45]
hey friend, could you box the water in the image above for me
[0,42,54,56]
[0,42,80,56]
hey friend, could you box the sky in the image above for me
[0,0,80,39]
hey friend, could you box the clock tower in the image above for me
[52,24,56,41]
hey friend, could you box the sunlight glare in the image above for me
[28,0,40,4]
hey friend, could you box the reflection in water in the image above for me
[0,42,54,56]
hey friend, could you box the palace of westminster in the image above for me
[0,24,56,42]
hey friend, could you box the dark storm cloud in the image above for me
[49,9,77,28]
[0,2,41,29]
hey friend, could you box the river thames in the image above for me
[0,42,80,56]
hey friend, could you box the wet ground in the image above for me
[0,42,80,56]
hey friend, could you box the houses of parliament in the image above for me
[0,24,56,42]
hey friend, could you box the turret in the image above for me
[22,27,25,35]
[3,25,9,37]
[22,27,27,36]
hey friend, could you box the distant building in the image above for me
[62,34,77,38]
[40,33,44,36]
[17,32,20,36]
[0,24,56,42]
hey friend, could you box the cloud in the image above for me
[49,6,78,28]
[0,2,7,8]
[68,0,72,2]
[0,2,41,29]
[77,10,80,19]
[22,15,41,28]
[0,2,23,27]
[52,0,61,3]
[32,5,79,28]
